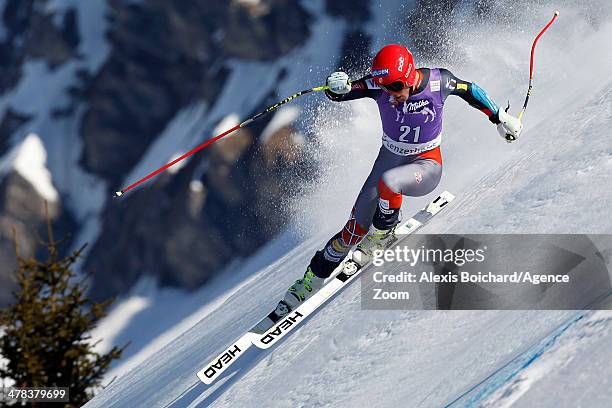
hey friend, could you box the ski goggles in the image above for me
[379,80,407,93]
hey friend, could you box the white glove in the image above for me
[326,71,351,95]
[497,106,523,142]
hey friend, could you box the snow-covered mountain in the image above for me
[0,0,341,304]
[1,0,611,407]
[80,1,612,407]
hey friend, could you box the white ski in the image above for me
[252,190,455,349]
[196,332,257,384]
[196,191,455,384]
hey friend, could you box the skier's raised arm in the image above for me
[324,71,383,102]
[439,68,523,141]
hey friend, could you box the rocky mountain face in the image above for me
[79,0,312,186]
[0,171,55,306]
[0,0,79,95]
[80,0,318,300]
[0,0,318,304]
[0,0,483,304]
[0,135,76,306]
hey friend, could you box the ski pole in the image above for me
[517,10,560,122]
[113,85,330,198]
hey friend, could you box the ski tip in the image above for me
[197,370,213,385]
[113,190,124,198]
[554,10,560,16]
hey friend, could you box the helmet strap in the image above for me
[412,70,422,90]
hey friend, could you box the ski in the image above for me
[196,332,257,384]
[251,190,455,349]
[196,191,455,384]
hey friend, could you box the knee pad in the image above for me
[378,178,402,211]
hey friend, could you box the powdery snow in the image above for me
[453,309,612,407]
[88,230,303,386]
[259,106,300,145]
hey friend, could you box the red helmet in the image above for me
[371,44,417,89]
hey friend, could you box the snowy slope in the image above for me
[449,307,612,408]
[80,3,612,408]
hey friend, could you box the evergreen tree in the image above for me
[0,220,126,407]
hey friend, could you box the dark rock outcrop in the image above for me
[0,0,80,93]
[0,109,31,156]
[222,0,313,60]
[0,171,74,306]
[23,7,79,68]
[325,0,371,23]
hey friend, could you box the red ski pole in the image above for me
[113,84,330,198]
[517,10,560,122]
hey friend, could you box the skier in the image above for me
[283,44,522,309]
